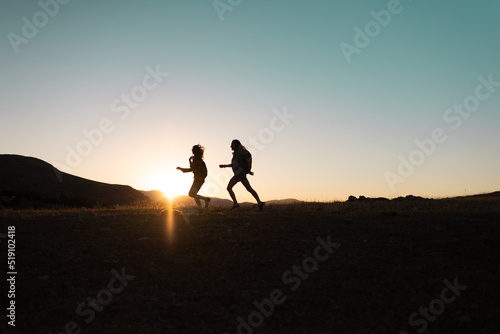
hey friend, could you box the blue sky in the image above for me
[1,0,499,201]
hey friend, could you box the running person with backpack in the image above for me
[219,139,265,211]
[177,144,211,208]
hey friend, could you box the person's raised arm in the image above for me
[176,166,192,173]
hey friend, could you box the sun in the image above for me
[147,170,190,199]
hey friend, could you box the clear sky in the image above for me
[1,0,499,201]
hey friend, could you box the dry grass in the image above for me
[2,197,499,333]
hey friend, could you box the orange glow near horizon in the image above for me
[146,169,191,199]
[165,197,175,246]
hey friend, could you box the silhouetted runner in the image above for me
[219,139,265,211]
[177,144,211,208]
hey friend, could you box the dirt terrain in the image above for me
[2,196,499,333]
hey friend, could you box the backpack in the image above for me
[240,149,252,174]
[190,156,208,179]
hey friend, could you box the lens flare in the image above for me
[165,197,175,245]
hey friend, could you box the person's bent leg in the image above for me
[194,198,202,208]
[189,180,204,208]
[194,194,210,208]
[227,176,240,205]
[241,178,262,204]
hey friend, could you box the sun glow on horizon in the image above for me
[146,169,191,199]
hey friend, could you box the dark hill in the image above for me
[459,191,500,199]
[0,154,149,207]
[141,190,168,202]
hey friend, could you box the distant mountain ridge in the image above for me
[0,155,302,209]
[141,191,303,207]
[0,154,149,207]
[141,191,234,206]
[2,154,496,209]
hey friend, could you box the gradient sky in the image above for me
[1,0,499,202]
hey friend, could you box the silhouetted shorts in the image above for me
[233,173,247,182]
[189,177,205,196]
